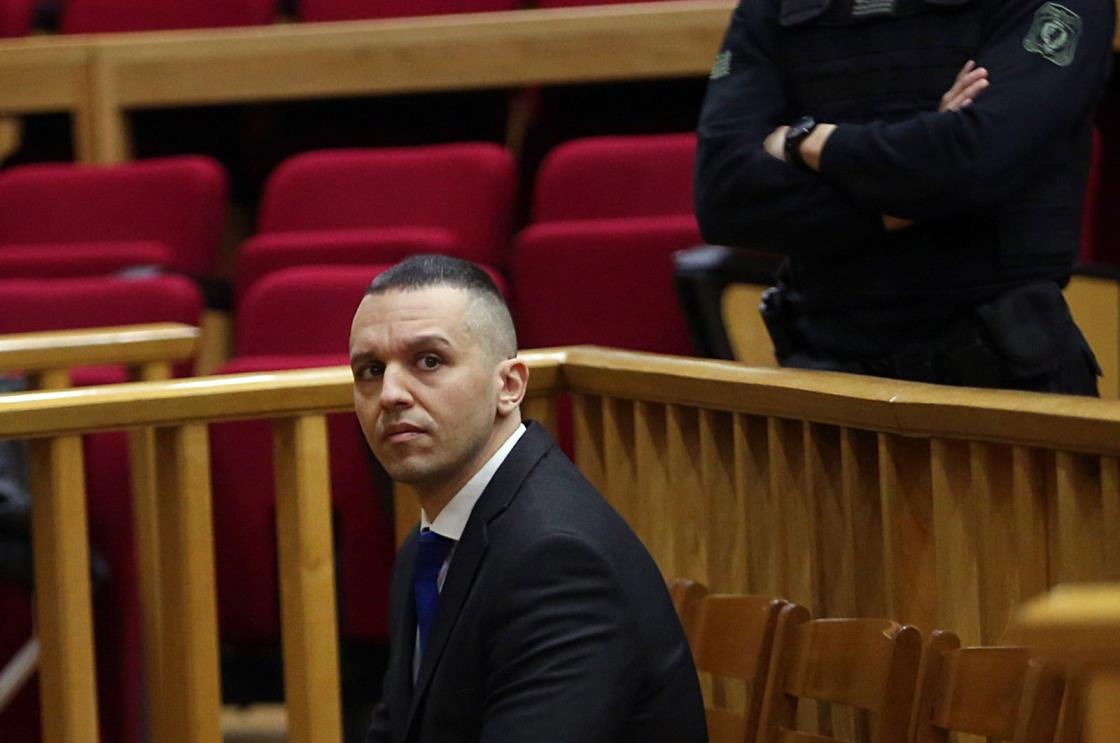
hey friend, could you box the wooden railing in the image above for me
[2,344,1119,742]
[0,1,733,164]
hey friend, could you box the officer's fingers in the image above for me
[942,74,989,112]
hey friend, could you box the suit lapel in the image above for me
[404,422,555,735]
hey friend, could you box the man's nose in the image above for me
[379,364,413,409]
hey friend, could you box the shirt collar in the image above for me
[420,423,526,541]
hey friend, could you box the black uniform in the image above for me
[695,0,1114,394]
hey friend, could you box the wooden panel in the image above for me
[635,401,674,578]
[840,429,885,618]
[1010,447,1052,606]
[1052,452,1105,584]
[0,39,92,113]
[804,424,849,619]
[930,438,981,645]
[699,410,738,592]
[394,484,421,548]
[1086,672,1120,743]
[768,418,811,608]
[602,397,640,541]
[0,323,196,374]
[668,406,706,587]
[1102,457,1120,579]
[734,415,774,596]
[521,395,558,440]
[971,443,1028,644]
[155,424,221,743]
[1065,273,1120,399]
[878,434,936,633]
[28,436,99,743]
[28,368,71,390]
[273,415,342,743]
[572,394,606,494]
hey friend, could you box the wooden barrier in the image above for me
[0,1,733,164]
[2,344,1119,741]
[0,323,198,743]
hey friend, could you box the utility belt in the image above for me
[760,281,1098,388]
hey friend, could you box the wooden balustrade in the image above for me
[2,343,1120,741]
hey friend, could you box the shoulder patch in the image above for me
[710,50,732,80]
[1023,2,1082,67]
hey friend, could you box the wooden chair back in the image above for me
[756,605,922,743]
[911,630,1065,743]
[693,593,787,743]
[668,577,708,651]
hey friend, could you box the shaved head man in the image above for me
[350,255,706,743]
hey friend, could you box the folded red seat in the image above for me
[298,0,520,22]
[61,0,275,33]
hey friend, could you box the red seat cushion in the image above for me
[0,157,228,277]
[513,215,699,355]
[61,0,275,33]
[0,241,172,279]
[235,227,455,303]
[298,0,520,22]
[532,133,696,222]
[0,0,34,36]
[258,144,516,269]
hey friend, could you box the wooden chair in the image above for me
[668,577,708,651]
[910,630,1065,743]
[692,593,787,743]
[756,606,922,743]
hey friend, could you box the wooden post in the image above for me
[155,424,222,743]
[29,435,100,743]
[273,415,343,743]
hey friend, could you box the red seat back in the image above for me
[298,0,520,21]
[258,144,516,268]
[61,0,275,33]
[0,157,228,277]
[532,133,696,222]
[0,0,34,36]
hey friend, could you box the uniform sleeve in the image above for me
[694,0,887,255]
[478,532,639,743]
[819,0,1114,219]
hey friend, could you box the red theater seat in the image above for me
[0,157,228,278]
[514,215,697,355]
[536,0,686,6]
[0,274,203,743]
[0,242,171,279]
[238,144,515,299]
[298,0,520,21]
[0,0,34,36]
[61,0,275,33]
[531,133,696,222]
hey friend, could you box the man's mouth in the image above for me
[382,422,427,444]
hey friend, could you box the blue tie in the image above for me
[414,529,454,658]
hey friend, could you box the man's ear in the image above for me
[496,357,529,416]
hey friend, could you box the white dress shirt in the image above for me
[413,423,526,679]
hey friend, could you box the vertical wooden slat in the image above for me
[667,406,706,587]
[28,368,71,390]
[521,395,558,440]
[394,484,422,547]
[768,418,810,608]
[879,434,936,633]
[602,397,640,540]
[1052,452,1105,584]
[804,424,849,619]
[930,439,981,645]
[273,415,343,743]
[572,394,606,494]
[736,415,774,596]
[1101,457,1120,579]
[634,402,674,578]
[156,424,222,743]
[1010,447,1052,606]
[128,360,171,742]
[699,410,737,593]
[972,443,1026,643]
[841,428,885,618]
[29,435,99,743]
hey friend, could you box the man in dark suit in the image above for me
[349,255,707,743]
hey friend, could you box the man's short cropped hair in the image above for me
[367,254,517,360]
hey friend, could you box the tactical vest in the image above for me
[774,0,1089,316]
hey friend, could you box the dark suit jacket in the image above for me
[366,422,707,743]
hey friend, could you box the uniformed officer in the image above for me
[694,0,1114,395]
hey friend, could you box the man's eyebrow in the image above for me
[405,334,454,352]
[349,350,380,367]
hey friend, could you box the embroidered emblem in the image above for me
[710,50,732,80]
[1023,2,1081,67]
[852,0,895,18]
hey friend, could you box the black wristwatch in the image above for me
[784,115,818,171]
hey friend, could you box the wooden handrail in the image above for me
[0,323,198,373]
